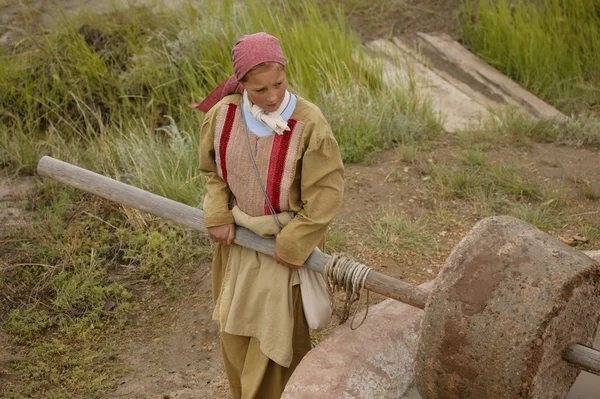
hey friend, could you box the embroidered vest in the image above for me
[213,103,304,217]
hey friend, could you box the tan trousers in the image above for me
[219,284,311,399]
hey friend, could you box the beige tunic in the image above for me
[199,94,344,367]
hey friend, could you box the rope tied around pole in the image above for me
[324,254,373,330]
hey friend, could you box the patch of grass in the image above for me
[540,181,571,209]
[461,0,600,113]
[470,190,511,217]
[367,208,433,254]
[457,149,486,167]
[553,114,600,148]
[487,163,540,199]
[428,160,540,201]
[473,107,558,146]
[325,229,349,253]
[120,225,212,288]
[460,107,600,150]
[8,338,124,399]
[5,308,51,344]
[508,201,564,231]
[320,81,441,163]
[581,222,600,242]
[1,184,212,397]
[397,143,421,163]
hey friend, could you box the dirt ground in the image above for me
[1,0,599,398]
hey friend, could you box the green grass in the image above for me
[9,337,126,399]
[461,0,600,113]
[397,143,421,163]
[319,82,441,162]
[508,201,564,231]
[1,0,440,168]
[428,159,540,201]
[367,208,433,254]
[457,107,600,149]
[426,154,576,230]
[457,149,487,167]
[325,229,349,253]
[1,184,211,397]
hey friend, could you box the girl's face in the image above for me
[241,65,287,113]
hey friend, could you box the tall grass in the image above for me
[1,0,438,170]
[461,0,600,113]
[466,107,600,149]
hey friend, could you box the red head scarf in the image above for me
[192,32,287,113]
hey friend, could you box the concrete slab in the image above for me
[365,33,565,134]
[366,39,490,133]
[413,33,564,120]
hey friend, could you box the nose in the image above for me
[266,89,278,103]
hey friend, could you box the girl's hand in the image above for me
[208,224,235,246]
[274,252,302,269]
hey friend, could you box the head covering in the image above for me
[192,32,287,113]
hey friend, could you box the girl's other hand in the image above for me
[274,252,302,269]
[208,224,235,246]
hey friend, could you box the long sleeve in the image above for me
[275,125,344,265]
[198,106,234,227]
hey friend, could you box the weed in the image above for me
[473,107,558,146]
[487,163,540,199]
[581,221,600,242]
[5,308,51,344]
[460,107,600,150]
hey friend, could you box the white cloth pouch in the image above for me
[297,259,332,331]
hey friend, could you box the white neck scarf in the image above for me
[243,90,291,135]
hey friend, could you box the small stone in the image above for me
[572,235,589,243]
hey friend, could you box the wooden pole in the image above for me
[36,156,429,309]
[36,156,600,375]
[563,344,600,376]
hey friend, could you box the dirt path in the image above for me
[104,263,228,399]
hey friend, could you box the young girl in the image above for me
[196,32,344,398]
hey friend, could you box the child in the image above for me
[196,32,344,398]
